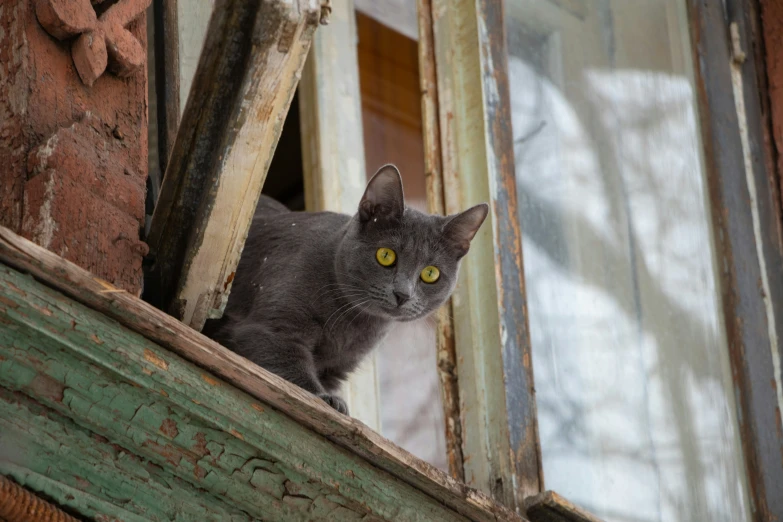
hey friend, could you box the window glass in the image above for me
[505,1,750,520]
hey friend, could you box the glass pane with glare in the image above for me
[505,1,750,521]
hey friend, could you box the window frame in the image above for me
[145,0,322,330]
[420,0,783,519]
[421,0,543,510]
[687,0,783,519]
[143,0,783,518]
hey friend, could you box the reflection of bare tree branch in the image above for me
[515,120,547,145]
[519,180,713,367]
[517,178,715,519]
[508,15,744,519]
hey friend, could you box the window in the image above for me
[506,1,749,520]
[424,0,783,519]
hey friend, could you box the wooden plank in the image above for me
[0,264,479,522]
[416,0,464,481]
[687,0,783,519]
[0,226,525,522]
[145,0,322,330]
[430,0,543,508]
[523,492,604,522]
[1,395,252,521]
[298,0,381,430]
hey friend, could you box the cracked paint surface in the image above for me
[0,265,474,521]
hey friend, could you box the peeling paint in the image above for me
[0,264,489,522]
[143,349,169,371]
[28,174,58,249]
[201,374,219,386]
[30,134,59,178]
[730,50,783,430]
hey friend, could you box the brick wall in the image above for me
[0,0,148,294]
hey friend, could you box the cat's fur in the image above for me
[203,165,487,414]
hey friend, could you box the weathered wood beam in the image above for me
[1,265,470,521]
[0,226,524,522]
[416,0,464,481]
[524,492,605,522]
[688,0,783,519]
[145,0,323,329]
[430,0,543,508]
[298,0,381,431]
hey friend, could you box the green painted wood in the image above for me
[0,227,524,522]
[1,392,249,521]
[0,264,475,522]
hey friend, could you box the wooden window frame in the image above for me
[147,0,383,431]
[419,0,783,520]
[420,0,542,512]
[689,0,783,519]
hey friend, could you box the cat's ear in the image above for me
[359,164,405,223]
[443,204,489,257]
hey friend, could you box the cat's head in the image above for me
[335,164,488,322]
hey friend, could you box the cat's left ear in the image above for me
[443,204,489,258]
[359,164,405,223]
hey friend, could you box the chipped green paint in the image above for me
[0,265,470,522]
[1,392,251,522]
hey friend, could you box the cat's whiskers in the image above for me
[437,308,456,321]
[327,298,371,334]
[424,315,438,329]
[345,301,372,331]
[322,295,369,331]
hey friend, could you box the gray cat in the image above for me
[203,165,487,415]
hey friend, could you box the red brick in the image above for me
[22,169,148,294]
[0,0,148,294]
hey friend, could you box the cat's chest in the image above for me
[314,317,389,369]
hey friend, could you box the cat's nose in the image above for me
[393,290,411,307]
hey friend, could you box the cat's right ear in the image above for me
[443,203,488,258]
[359,164,405,223]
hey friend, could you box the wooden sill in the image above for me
[524,491,605,522]
[0,226,524,521]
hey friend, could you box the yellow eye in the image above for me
[421,266,440,283]
[376,247,396,266]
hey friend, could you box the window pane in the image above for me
[505,1,750,521]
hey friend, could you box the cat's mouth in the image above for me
[371,301,424,322]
